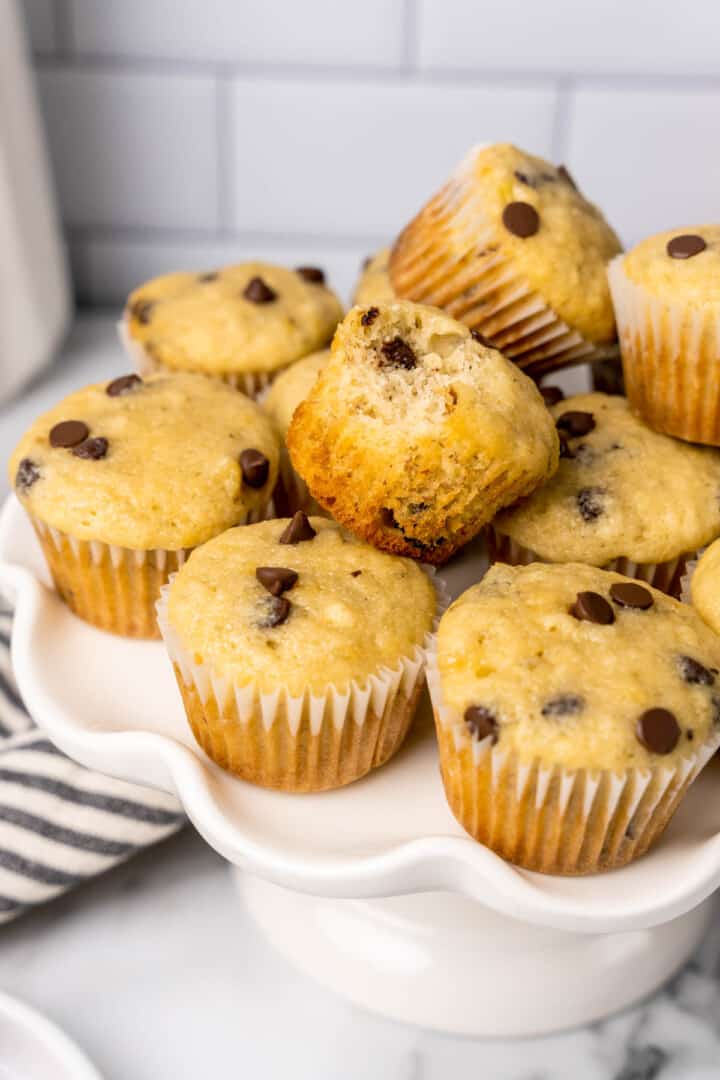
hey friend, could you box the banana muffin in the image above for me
[688,539,720,637]
[287,301,559,564]
[352,248,396,305]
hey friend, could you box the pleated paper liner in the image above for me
[29,504,269,639]
[486,527,692,598]
[118,319,280,400]
[156,571,449,792]
[608,256,720,445]
[389,149,618,378]
[425,639,720,875]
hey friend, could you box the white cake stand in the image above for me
[2,494,720,1036]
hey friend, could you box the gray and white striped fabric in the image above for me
[0,601,185,923]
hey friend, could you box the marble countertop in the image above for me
[1,317,720,1079]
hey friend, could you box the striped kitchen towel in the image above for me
[0,601,185,923]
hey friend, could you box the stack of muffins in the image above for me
[9,143,720,877]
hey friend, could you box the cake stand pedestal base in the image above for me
[235,871,713,1037]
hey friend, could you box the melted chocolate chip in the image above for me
[470,329,494,348]
[609,582,654,610]
[106,374,142,397]
[577,487,604,522]
[464,705,498,743]
[542,693,584,717]
[295,266,325,284]
[540,385,564,407]
[240,449,270,489]
[667,234,706,260]
[72,437,108,460]
[570,591,615,625]
[15,458,40,492]
[258,595,291,628]
[197,271,218,283]
[351,570,362,577]
[131,299,154,324]
[279,511,316,545]
[557,165,578,190]
[677,655,716,686]
[502,201,540,238]
[636,708,680,755]
[243,276,277,303]
[49,420,90,448]
[559,433,575,460]
[361,306,379,327]
[255,566,298,596]
[380,336,416,370]
[556,411,595,437]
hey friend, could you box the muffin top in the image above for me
[125,262,343,375]
[9,373,279,550]
[621,225,720,306]
[690,539,720,637]
[437,562,720,771]
[263,349,328,440]
[166,515,437,695]
[392,143,621,344]
[352,248,396,306]
[494,392,720,565]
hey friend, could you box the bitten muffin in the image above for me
[158,514,438,791]
[688,539,720,637]
[428,562,720,874]
[352,248,396,305]
[122,261,343,397]
[489,393,720,595]
[389,143,622,376]
[608,226,720,445]
[287,301,559,565]
[9,373,280,637]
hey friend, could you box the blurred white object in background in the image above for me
[0,0,70,405]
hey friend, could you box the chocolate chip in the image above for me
[556,411,595,437]
[609,582,654,610]
[106,374,142,397]
[258,595,291,628]
[362,255,372,271]
[464,705,498,743]
[240,449,270,488]
[15,458,40,492]
[380,336,416,370]
[351,570,362,577]
[72,437,108,460]
[279,511,316,545]
[361,306,379,327]
[559,433,575,459]
[49,420,90,448]
[513,170,535,187]
[243,276,277,303]
[255,566,298,596]
[470,329,494,348]
[677,655,716,686]
[539,385,564,407]
[667,234,706,260]
[380,507,399,529]
[636,708,680,755]
[577,487,604,522]
[502,201,540,238]
[295,266,325,284]
[131,299,154,324]
[198,271,218,283]
[542,693,584,717]
[557,165,577,190]
[570,591,615,625]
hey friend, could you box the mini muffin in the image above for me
[489,393,720,595]
[158,514,438,791]
[287,301,559,565]
[608,226,720,445]
[122,261,343,398]
[262,350,328,515]
[9,373,279,637]
[352,248,396,305]
[427,562,720,874]
[687,539,720,636]
[389,143,622,376]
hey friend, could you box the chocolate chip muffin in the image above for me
[158,514,438,791]
[489,392,720,595]
[9,373,280,637]
[428,562,720,874]
[687,539,720,637]
[122,261,343,397]
[287,301,559,565]
[389,143,622,377]
[352,248,396,305]
[608,226,720,444]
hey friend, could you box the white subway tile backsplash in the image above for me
[418,0,720,75]
[21,0,56,54]
[227,79,557,236]
[69,0,406,68]
[565,87,720,246]
[37,68,218,230]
